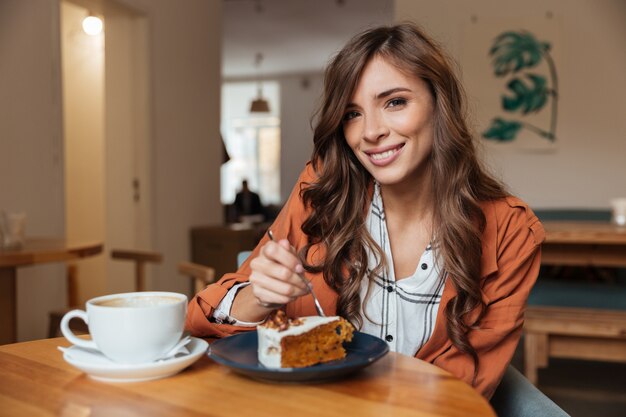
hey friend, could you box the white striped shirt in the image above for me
[359,182,445,356]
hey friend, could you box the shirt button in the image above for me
[386,285,394,293]
[421,263,428,270]
[385,334,393,342]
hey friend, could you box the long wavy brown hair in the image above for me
[298,23,508,379]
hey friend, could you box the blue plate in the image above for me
[207,331,389,383]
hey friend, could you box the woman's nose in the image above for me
[362,113,389,142]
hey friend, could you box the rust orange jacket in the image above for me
[186,163,545,399]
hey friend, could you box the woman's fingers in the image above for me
[261,239,303,273]
[249,256,308,293]
[249,282,293,306]
[276,239,306,275]
[248,240,309,306]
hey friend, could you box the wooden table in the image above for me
[0,337,495,417]
[541,221,626,267]
[0,238,103,344]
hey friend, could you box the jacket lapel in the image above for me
[416,200,499,360]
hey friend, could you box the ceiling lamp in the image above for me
[250,53,270,113]
[250,96,270,113]
[82,13,103,36]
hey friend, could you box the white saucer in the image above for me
[61,337,208,383]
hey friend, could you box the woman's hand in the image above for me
[230,239,308,322]
[248,238,309,306]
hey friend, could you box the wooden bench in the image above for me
[524,305,626,384]
[525,209,626,384]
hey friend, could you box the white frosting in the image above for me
[257,316,340,368]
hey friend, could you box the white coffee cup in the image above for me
[61,291,188,364]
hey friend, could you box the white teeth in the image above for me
[370,149,395,160]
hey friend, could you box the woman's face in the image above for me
[342,55,435,190]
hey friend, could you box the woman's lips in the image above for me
[365,143,405,167]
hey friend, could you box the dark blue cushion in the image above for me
[529,279,626,310]
[533,209,611,222]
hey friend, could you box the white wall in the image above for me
[395,0,626,208]
[0,0,66,342]
[279,73,324,200]
[0,0,222,341]
[115,0,223,294]
[61,0,107,302]
[103,3,155,297]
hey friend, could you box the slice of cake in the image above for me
[257,310,354,368]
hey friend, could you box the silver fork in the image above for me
[268,229,326,317]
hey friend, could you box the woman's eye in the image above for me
[343,111,360,121]
[387,98,407,108]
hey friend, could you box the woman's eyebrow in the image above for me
[376,87,412,100]
[346,87,412,108]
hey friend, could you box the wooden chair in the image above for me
[110,249,163,292]
[48,248,163,338]
[47,264,88,338]
[179,251,251,297]
[178,261,216,296]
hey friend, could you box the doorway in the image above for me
[61,0,152,304]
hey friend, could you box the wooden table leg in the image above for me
[524,331,548,385]
[0,267,17,345]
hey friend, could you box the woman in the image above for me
[186,23,544,398]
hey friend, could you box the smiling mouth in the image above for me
[366,143,405,161]
[371,149,395,160]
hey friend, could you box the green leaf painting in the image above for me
[489,31,550,76]
[483,30,558,143]
[483,118,523,141]
[502,74,548,114]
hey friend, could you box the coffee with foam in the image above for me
[94,296,181,308]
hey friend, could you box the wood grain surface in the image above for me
[541,221,626,267]
[0,337,495,417]
[0,238,103,268]
[543,221,626,245]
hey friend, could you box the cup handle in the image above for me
[60,309,98,350]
